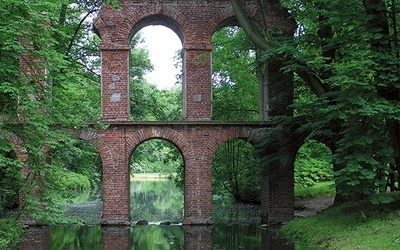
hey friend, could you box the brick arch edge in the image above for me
[118,5,189,45]
[202,128,252,163]
[76,130,114,167]
[125,127,195,165]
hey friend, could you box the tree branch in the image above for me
[230,0,271,50]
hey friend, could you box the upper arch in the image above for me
[116,6,190,45]
[125,127,195,165]
[207,5,264,37]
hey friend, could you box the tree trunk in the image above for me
[363,0,400,190]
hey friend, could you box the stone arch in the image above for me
[203,128,251,163]
[126,127,195,165]
[77,130,113,167]
[209,5,264,36]
[92,15,113,45]
[116,6,190,45]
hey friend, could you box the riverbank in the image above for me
[282,192,400,249]
[130,173,175,180]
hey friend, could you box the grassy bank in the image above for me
[295,181,335,200]
[281,192,400,249]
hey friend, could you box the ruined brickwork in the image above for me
[91,0,296,226]
[16,0,297,227]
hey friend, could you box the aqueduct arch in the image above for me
[90,0,296,225]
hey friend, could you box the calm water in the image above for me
[18,179,298,249]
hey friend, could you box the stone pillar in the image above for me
[266,59,294,117]
[103,226,130,250]
[182,48,212,120]
[257,50,269,121]
[101,129,131,225]
[100,45,130,121]
[261,161,294,224]
[183,159,213,225]
[183,128,213,225]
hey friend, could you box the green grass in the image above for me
[295,181,335,200]
[281,192,400,250]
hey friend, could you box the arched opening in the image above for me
[212,138,261,223]
[129,24,183,121]
[211,25,259,121]
[294,140,334,198]
[129,139,184,223]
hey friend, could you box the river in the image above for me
[18,178,299,249]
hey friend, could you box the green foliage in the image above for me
[0,142,22,212]
[0,0,104,225]
[212,26,259,121]
[0,219,25,250]
[270,0,400,202]
[295,140,333,188]
[49,139,102,189]
[130,140,183,176]
[212,139,261,203]
[129,32,182,121]
[209,26,262,202]
[54,170,91,191]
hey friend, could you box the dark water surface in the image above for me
[18,179,300,249]
[20,224,295,249]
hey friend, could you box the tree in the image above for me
[0,0,105,224]
[284,0,400,203]
[231,0,400,203]
[213,139,261,203]
[212,26,259,121]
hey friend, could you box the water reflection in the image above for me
[18,178,296,249]
[130,179,183,222]
[19,225,294,249]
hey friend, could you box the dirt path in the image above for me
[294,195,335,217]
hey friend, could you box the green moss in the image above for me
[281,192,400,249]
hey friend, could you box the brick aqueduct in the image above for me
[24,0,297,227]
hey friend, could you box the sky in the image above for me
[139,26,182,90]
